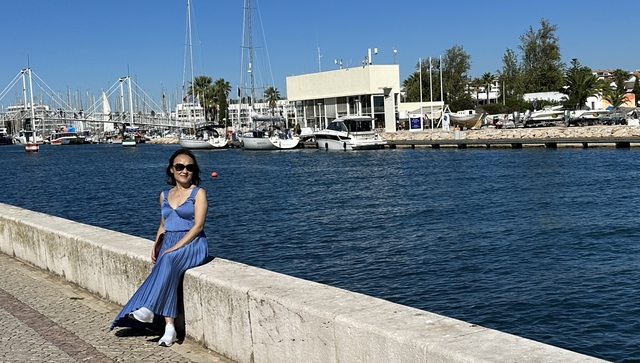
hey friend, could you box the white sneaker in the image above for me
[159,324,177,347]
[128,307,154,323]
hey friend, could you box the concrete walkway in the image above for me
[0,252,234,363]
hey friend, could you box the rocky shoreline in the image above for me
[147,125,640,147]
[381,125,640,141]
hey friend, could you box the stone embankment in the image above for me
[0,203,608,363]
[147,125,640,147]
[382,125,640,141]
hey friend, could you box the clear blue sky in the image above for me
[0,0,634,109]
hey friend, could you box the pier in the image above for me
[0,203,608,363]
[381,125,640,150]
[386,137,640,149]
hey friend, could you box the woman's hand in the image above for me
[162,245,180,256]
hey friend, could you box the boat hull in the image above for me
[24,143,39,152]
[122,139,137,147]
[50,134,86,145]
[179,138,228,149]
[449,113,484,129]
[239,135,299,150]
[314,134,386,151]
[571,110,610,122]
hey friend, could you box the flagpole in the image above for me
[439,55,443,104]
[429,57,433,129]
[419,58,423,125]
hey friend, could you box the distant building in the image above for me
[471,80,501,105]
[522,92,568,103]
[285,64,401,132]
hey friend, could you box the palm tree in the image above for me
[213,78,231,125]
[402,73,421,102]
[188,75,212,100]
[264,86,280,116]
[611,68,630,91]
[188,75,214,120]
[559,59,604,110]
[480,72,494,105]
[469,77,483,106]
[603,86,630,110]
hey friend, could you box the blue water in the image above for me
[1,143,639,362]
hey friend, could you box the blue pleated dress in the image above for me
[110,186,213,330]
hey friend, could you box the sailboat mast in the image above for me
[186,0,195,126]
[247,0,255,105]
[27,68,36,142]
[20,69,27,116]
[127,76,134,125]
[118,78,125,119]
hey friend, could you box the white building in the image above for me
[472,80,501,104]
[285,64,401,132]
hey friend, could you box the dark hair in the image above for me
[166,148,201,186]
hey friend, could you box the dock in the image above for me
[385,137,640,149]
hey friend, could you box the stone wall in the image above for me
[383,125,640,141]
[0,203,609,363]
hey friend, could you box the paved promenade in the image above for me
[0,253,234,363]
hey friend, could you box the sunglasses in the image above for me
[173,163,196,172]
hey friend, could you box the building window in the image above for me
[336,97,347,117]
[361,96,372,116]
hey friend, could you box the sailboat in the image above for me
[236,0,299,150]
[24,68,39,152]
[100,91,117,141]
[118,76,138,147]
[178,0,228,150]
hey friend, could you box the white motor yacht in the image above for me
[314,116,386,151]
[13,130,44,144]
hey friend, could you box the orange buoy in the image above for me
[211,171,218,178]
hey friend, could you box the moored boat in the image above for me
[448,110,486,129]
[14,130,44,145]
[314,116,386,151]
[522,106,566,127]
[570,109,611,125]
[238,128,299,150]
[179,126,228,149]
[50,126,85,145]
[0,128,13,145]
[122,138,137,147]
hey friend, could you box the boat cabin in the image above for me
[327,117,375,133]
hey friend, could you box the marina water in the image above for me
[2,143,639,362]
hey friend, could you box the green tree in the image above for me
[611,68,629,91]
[633,75,640,108]
[213,78,231,125]
[519,19,564,93]
[469,77,483,106]
[401,58,439,103]
[603,87,630,110]
[441,45,474,111]
[264,86,281,116]
[480,72,494,105]
[188,75,212,99]
[401,72,422,102]
[498,48,524,103]
[188,75,214,120]
[559,58,604,110]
